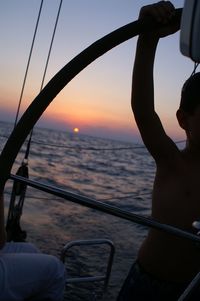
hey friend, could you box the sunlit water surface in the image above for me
[0,121,155,300]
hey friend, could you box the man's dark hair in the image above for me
[180,72,200,114]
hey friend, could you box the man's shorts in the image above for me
[117,260,200,301]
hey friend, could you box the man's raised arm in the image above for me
[131,2,180,162]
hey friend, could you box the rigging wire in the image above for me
[6,0,44,242]
[25,0,63,160]
[14,0,44,128]
[7,0,64,241]
[40,0,63,91]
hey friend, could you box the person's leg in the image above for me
[0,250,65,301]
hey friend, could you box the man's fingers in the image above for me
[139,1,176,24]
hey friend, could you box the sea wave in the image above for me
[0,121,154,300]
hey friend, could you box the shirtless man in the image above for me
[118,1,200,300]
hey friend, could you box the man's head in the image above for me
[177,72,200,141]
[180,72,200,114]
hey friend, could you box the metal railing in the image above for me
[61,238,115,294]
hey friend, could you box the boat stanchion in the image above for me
[61,238,115,295]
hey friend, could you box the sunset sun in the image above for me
[73,127,79,133]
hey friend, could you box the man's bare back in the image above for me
[139,148,200,282]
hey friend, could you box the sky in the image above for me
[0,0,194,143]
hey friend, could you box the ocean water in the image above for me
[0,120,155,300]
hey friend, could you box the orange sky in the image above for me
[0,0,191,143]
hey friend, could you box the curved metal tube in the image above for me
[0,9,182,191]
[10,173,200,245]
